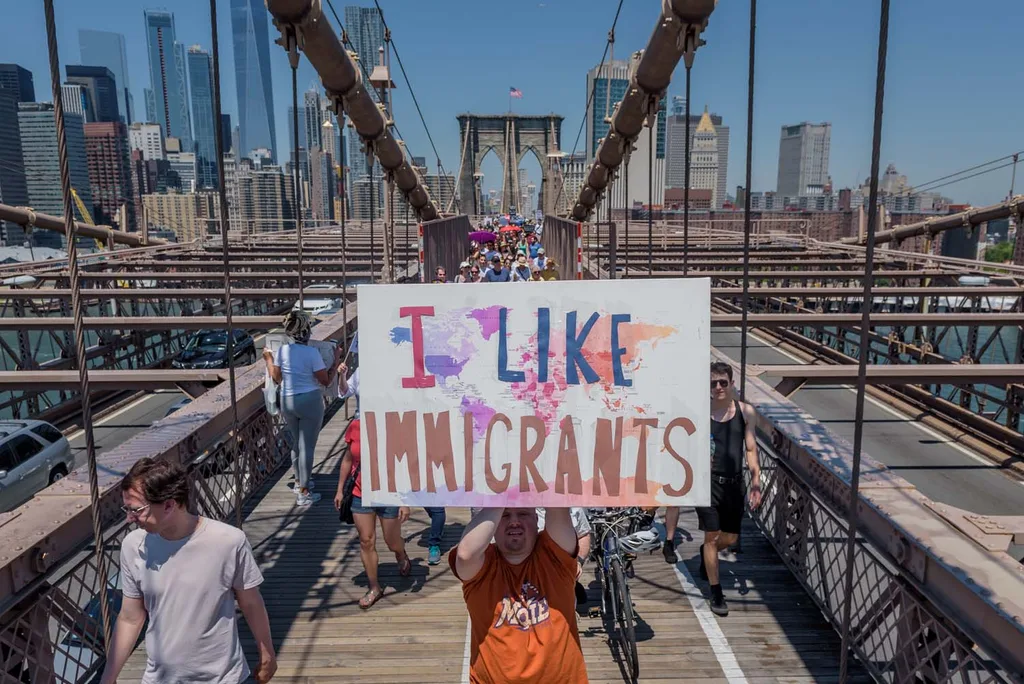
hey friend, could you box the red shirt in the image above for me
[344,418,362,497]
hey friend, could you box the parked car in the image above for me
[294,283,338,316]
[171,329,256,370]
[0,420,74,513]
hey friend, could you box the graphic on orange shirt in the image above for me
[493,581,551,631]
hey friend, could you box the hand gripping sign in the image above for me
[357,279,711,508]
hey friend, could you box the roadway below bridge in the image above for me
[712,328,1024,561]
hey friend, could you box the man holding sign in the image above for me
[356,279,711,678]
[451,508,587,682]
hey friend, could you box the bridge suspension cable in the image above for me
[551,0,625,218]
[839,0,890,678]
[570,0,717,222]
[370,0,460,214]
[267,0,440,222]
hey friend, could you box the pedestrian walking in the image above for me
[263,309,341,506]
[664,361,762,616]
[100,459,276,684]
[335,366,412,609]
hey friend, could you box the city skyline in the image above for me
[0,0,1020,209]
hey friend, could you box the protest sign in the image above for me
[358,279,710,507]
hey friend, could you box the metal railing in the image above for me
[749,447,1011,683]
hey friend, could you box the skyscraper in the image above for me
[0,90,28,245]
[129,122,165,161]
[187,46,217,189]
[0,64,35,103]
[220,114,232,153]
[689,108,720,207]
[61,84,87,120]
[18,102,92,248]
[343,6,383,180]
[144,10,192,150]
[65,65,120,123]
[585,59,630,162]
[78,29,133,123]
[230,0,277,161]
[84,122,135,230]
[665,107,729,208]
[776,122,831,197]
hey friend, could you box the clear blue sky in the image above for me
[4,0,1022,205]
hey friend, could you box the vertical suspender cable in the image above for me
[405,199,410,271]
[624,161,629,276]
[739,0,757,401]
[389,179,395,282]
[370,155,376,282]
[647,111,654,277]
[208,0,242,529]
[339,112,349,419]
[607,182,613,278]
[290,46,304,307]
[43,0,111,646]
[839,1,889,679]
[683,66,692,277]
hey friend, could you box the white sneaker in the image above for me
[296,491,322,506]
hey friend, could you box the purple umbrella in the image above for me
[469,230,497,243]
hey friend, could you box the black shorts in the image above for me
[696,478,745,534]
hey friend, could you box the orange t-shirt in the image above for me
[449,532,588,684]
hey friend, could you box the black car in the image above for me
[172,329,256,369]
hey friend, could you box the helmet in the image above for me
[618,527,661,554]
[283,308,313,342]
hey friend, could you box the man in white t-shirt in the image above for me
[100,458,276,684]
[537,507,592,605]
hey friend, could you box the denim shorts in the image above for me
[351,495,399,519]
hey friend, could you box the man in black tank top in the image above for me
[662,361,762,617]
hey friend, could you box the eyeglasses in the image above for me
[711,379,730,388]
[121,503,151,517]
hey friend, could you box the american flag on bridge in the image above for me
[509,87,523,99]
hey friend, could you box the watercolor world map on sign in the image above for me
[389,305,677,442]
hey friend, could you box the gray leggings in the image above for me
[281,389,324,490]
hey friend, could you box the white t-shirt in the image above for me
[338,368,360,415]
[536,507,592,537]
[120,518,264,684]
[273,343,325,397]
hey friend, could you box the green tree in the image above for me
[983,241,1014,263]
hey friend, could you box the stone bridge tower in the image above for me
[455,114,563,216]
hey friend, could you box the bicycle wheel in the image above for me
[610,557,639,682]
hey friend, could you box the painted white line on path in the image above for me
[665,534,748,683]
[461,615,472,683]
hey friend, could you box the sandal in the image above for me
[359,587,383,610]
[397,554,412,577]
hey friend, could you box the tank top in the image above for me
[710,400,746,477]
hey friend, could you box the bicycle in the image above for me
[586,507,660,683]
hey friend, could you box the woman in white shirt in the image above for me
[264,310,341,506]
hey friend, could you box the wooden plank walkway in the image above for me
[123,405,868,683]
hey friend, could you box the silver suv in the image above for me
[0,420,74,512]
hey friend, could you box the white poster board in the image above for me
[358,279,711,507]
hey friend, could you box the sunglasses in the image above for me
[711,379,730,388]
[121,503,152,517]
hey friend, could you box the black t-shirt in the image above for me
[711,401,746,476]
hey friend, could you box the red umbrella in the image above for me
[499,225,520,233]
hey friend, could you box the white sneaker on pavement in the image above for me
[296,490,321,506]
